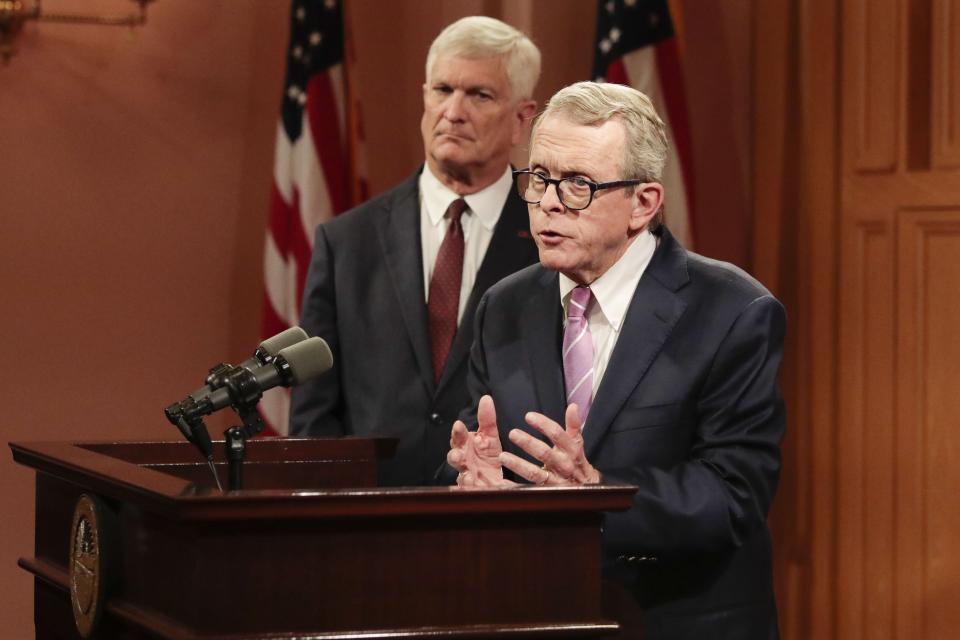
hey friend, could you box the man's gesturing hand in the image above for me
[447,395,513,487]
[499,403,601,486]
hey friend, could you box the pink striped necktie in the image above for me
[563,286,594,425]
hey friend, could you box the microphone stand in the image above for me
[166,331,327,490]
[165,362,268,492]
[164,398,222,493]
[223,403,265,491]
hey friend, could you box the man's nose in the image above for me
[539,181,565,214]
[443,91,467,121]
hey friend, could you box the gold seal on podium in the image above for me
[69,494,106,638]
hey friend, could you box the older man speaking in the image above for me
[449,82,786,640]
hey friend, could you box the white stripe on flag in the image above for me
[272,120,293,204]
[263,232,297,326]
[291,117,334,249]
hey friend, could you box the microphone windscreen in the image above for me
[259,326,309,357]
[277,337,333,384]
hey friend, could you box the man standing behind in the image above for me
[448,82,785,639]
[290,17,541,486]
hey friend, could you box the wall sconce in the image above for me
[0,0,154,64]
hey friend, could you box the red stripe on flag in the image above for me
[264,181,313,329]
[654,39,696,238]
[605,58,629,86]
[263,183,295,338]
[306,73,350,216]
[268,183,294,258]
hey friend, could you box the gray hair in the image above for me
[533,81,668,182]
[425,16,541,101]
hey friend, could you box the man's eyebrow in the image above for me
[465,84,497,94]
[529,163,592,178]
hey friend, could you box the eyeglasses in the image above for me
[513,169,645,211]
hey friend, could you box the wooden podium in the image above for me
[11,438,637,639]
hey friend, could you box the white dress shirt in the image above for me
[559,229,658,398]
[419,165,512,324]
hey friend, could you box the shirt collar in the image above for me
[559,229,658,330]
[419,164,512,230]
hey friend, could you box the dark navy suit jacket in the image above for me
[460,227,785,640]
[289,168,539,486]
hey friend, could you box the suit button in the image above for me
[617,554,658,565]
[430,413,442,426]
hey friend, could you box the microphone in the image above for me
[164,333,332,463]
[190,337,333,419]
[252,326,311,364]
[189,326,309,400]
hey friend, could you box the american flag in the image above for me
[261,0,358,435]
[593,0,695,248]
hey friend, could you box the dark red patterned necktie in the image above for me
[428,198,468,383]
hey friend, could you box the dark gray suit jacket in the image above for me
[460,227,785,639]
[289,168,539,486]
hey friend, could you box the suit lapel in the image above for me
[583,230,690,457]
[522,269,566,423]
[374,172,436,395]
[437,189,536,393]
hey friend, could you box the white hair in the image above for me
[425,16,541,101]
[534,81,668,182]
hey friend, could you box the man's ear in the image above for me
[512,99,539,143]
[629,182,664,232]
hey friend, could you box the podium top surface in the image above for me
[9,438,637,522]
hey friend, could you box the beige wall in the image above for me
[0,1,752,635]
[0,1,290,632]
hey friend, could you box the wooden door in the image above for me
[755,1,960,638]
[838,1,960,638]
